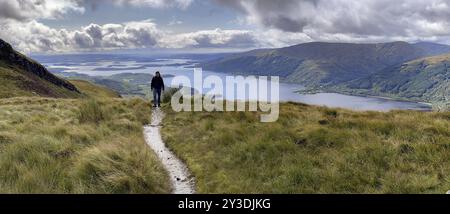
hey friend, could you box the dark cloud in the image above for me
[0,1,27,20]
[217,0,319,32]
[0,0,83,21]
[0,0,193,21]
[261,15,307,33]
[77,0,193,11]
[217,0,450,38]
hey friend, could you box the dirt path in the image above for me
[144,108,195,194]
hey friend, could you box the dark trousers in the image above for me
[153,89,162,106]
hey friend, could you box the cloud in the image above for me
[256,29,313,47]
[162,28,258,48]
[217,0,450,39]
[3,0,450,53]
[216,0,318,32]
[0,0,194,22]
[2,17,448,54]
[0,19,161,52]
[0,0,84,21]
[83,0,194,10]
[0,19,257,53]
[168,16,184,26]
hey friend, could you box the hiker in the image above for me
[151,71,165,107]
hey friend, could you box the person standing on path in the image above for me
[151,71,165,107]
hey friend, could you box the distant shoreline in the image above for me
[294,86,433,110]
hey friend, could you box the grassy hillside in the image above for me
[332,53,450,111]
[162,102,450,193]
[0,80,171,193]
[0,61,81,99]
[70,80,121,99]
[0,39,80,99]
[0,39,170,193]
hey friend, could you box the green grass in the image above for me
[70,80,121,99]
[0,62,81,99]
[161,102,450,193]
[0,83,171,193]
[1,45,172,193]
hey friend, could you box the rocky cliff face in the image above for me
[0,39,79,93]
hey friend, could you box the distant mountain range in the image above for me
[0,39,80,98]
[203,41,450,110]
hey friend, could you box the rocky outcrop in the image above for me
[0,39,79,93]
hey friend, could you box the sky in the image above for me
[1,0,450,54]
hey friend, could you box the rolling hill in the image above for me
[412,42,450,56]
[69,80,121,99]
[335,53,450,111]
[203,41,450,109]
[0,39,169,194]
[203,41,450,86]
[0,39,80,98]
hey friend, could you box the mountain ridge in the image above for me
[204,41,450,84]
[334,53,450,111]
[203,41,450,109]
[0,39,80,98]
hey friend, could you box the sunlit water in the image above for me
[34,54,431,112]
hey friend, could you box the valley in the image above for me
[0,38,448,194]
[203,41,449,110]
[34,53,432,112]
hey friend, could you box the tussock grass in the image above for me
[77,99,108,124]
[0,97,170,193]
[162,102,450,193]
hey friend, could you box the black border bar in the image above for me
[0,194,448,212]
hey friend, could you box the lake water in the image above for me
[34,54,432,112]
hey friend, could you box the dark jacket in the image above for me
[151,76,165,91]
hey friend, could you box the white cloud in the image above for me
[162,28,258,48]
[0,19,161,52]
[256,29,313,48]
[3,0,450,53]
[0,19,258,53]
[3,17,448,54]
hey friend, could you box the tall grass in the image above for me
[162,102,450,193]
[0,97,170,193]
[77,99,107,124]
